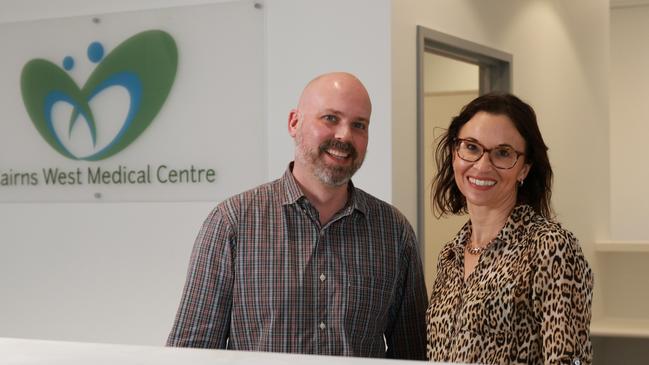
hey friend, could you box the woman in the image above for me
[426,93,593,365]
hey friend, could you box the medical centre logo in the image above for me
[20,30,178,161]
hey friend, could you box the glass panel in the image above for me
[0,1,265,202]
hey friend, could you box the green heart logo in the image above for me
[20,30,178,160]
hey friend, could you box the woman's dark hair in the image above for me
[431,93,553,218]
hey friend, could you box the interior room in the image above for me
[0,0,647,363]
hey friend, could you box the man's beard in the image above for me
[295,135,364,187]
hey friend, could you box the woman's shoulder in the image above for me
[518,206,587,263]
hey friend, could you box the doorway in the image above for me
[417,27,512,294]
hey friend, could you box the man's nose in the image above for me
[334,124,352,141]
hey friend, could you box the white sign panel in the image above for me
[0,0,266,202]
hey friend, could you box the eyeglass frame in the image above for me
[454,138,525,170]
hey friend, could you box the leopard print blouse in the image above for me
[426,205,593,365]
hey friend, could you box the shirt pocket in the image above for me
[345,276,393,336]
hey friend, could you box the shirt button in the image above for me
[319,322,326,330]
[320,274,326,282]
[572,358,581,365]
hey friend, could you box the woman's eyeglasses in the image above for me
[455,138,524,169]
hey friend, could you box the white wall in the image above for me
[391,0,609,318]
[264,0,392,196]
[610,5,649,240]
[0,0,391,345]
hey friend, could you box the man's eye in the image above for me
[323,115,338,122]
[352,121,367,130]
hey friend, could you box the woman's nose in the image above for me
[473,152,494,170]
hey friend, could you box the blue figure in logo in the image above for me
[62,56,74,71]
[87,42,104,63]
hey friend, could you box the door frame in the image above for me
[416,26,512,263]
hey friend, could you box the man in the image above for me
[167,72,427,359]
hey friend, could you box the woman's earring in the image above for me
[519,179,524,187]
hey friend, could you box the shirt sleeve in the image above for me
[532,228,593,365]
[384,222,429,360]
[166,204,236,348]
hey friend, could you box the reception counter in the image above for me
[0,337,454,365]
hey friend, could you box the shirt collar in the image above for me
[281,162,304,205]
[280,162,367,216]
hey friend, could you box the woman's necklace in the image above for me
[465,211,509,255]
[465,243,488,256]
[465,235,497,255]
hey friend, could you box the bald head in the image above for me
[297,72,372,116]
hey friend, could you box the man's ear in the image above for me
[288,109,300,137]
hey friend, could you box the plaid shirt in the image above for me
[167,164,428,359]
